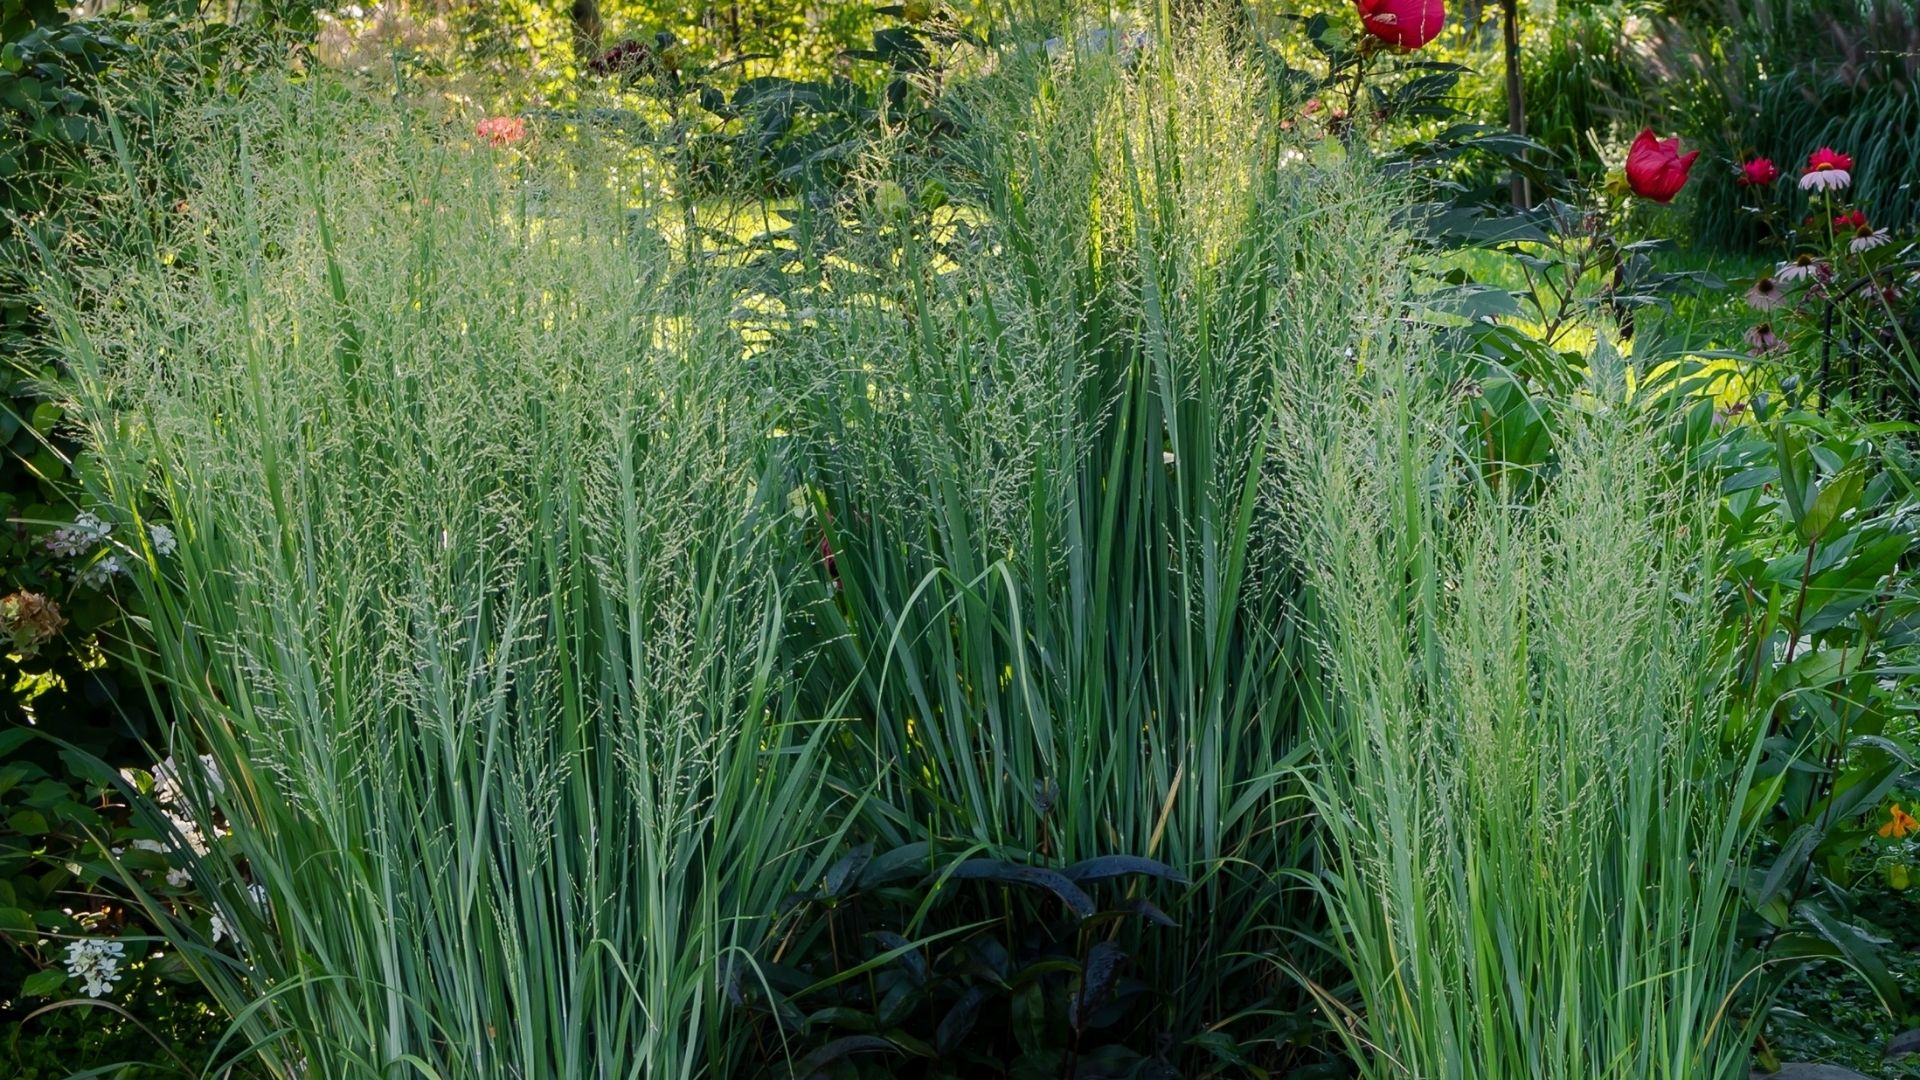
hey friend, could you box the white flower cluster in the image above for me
[147,753,228,856]
[211,883,270,945]
[76,554,128,590]
[153,753,225,805]
[64,938,125,998]
[44,512,109,558]
[42,514,177,590]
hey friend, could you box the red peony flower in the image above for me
[1737,157,1780,186]
[1800,147,1853,192]
[1355,0,1447,50]
[1624,129,1698,204]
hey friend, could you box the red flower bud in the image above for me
[1624,129,1697,203]
[1354,0,1447,50]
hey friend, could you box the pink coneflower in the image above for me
[1737,157,1780,187]
[1775,253,1826,283]
[475,116,526,147]
[1746,276,1785,309]
[1849,223,1891,253]
[1799,147,1852,192]
[1744,323,1785,355]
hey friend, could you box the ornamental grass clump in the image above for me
[765,24,1416,1049]
[45,82,839,1078]
[1283,334,1764,1079]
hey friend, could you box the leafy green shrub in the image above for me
[1703,408,1920,1072]
[0,730,235,1076]
[0,8,305,1068]
[740,842,1195,1078]
[0,10,152,731]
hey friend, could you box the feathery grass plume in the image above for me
[44,77,842,1077]
[1281,317,1764,1078]
[766,18,1416,1053]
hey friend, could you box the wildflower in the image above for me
[1799,147,1852,192]
[211,912,231,944]
[64,938,125,998]
[166,867,191,888]
[474,116,526,147]
[1624,129,1698,203]
[1745,276,1785,310]
[1834,209,1869,231]
[148,523,177,556]
[1,591,66,658]
[1737,157,1780,186]
[1776,252,1826,283]
[1880,803,1919,840]
[1355,0,1447,50]
[1745,323,1785,355]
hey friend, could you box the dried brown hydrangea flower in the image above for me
[2,591,68,659]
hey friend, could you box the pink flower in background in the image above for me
[1835,212,1891,253]
[1799,147,1852,192]
[1776,252,1828,283]
[1745,276,1785,310]
[1355,0,1447,50]
[1737,157,1780,186]
[475,116,526,147]
[1744,323,1785,355]
[1624,129,1697,203]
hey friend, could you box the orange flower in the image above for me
[1878,803,1918,840]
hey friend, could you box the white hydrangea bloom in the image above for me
[153,754,225,805]
[77,554,127,590]
[64,938,125,998]
[148,523,178,556]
